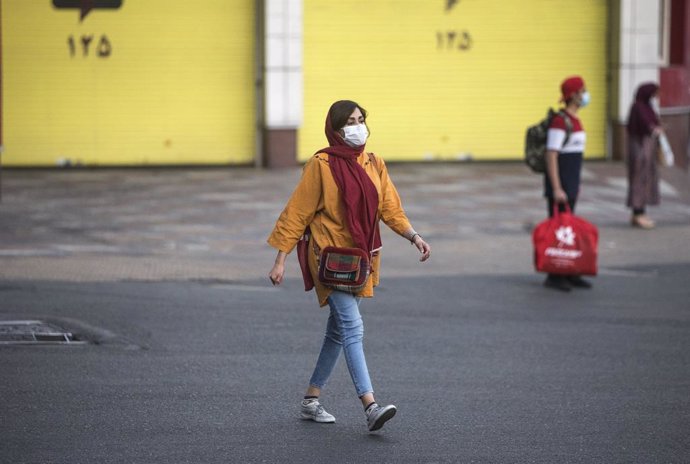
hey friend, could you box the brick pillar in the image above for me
[264,128,298,168]
[609,0,661,160]
[262,0,302,168]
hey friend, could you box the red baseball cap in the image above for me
[560,76,585,102]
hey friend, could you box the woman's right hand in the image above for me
[554,188,568,204]
[269,250,288,285]
[269,263,285,286]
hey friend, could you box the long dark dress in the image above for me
[626,83,661,210]
[626,135,660,209]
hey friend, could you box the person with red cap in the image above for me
[543,75,593,291]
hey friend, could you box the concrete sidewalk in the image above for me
[0,161,689,283]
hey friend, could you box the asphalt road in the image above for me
[1,266,689,463]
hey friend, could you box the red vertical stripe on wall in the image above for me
[669,0,686,65]
[661,0,690,107]
[0,0,3,150]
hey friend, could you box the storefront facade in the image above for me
[2,1,687,168]
[659,0,690,170]
[299,0,608,163]
[1,0,255,166]
[610,0,690,169]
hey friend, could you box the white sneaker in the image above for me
[300,399,335,423]
[366,403,397,431]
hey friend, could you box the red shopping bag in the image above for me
[533,204,598,276]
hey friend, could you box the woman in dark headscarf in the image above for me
[626,83,662,229]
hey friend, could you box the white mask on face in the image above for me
[651,97,660,113]
[579,91,591,108]
[342,124,369,147]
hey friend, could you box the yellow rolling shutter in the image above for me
[2,0,254,166]
[301,0,607,161]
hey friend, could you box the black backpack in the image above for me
[524,109,572,173]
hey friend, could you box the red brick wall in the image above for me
[660,0,690,107]
[659,0,690,169]
[263,129,298,168]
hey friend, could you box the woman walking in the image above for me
[267,100,431,432]
[627,82,663,229]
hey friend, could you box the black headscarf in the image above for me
[627,83,660,141]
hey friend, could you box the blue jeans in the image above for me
[308,291,374,397]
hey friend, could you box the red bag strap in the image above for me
[366,153,383,256]
[552,202,572,218]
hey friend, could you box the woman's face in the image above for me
[339,107,365,136]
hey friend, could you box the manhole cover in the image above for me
[0,320,86,345]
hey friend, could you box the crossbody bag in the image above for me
[296,230,371,293]
[317,245,371,293]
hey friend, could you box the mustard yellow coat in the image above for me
[267,152,412,307]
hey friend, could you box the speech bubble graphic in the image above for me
[53,0,123,22]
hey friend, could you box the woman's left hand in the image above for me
[413,236,431,262]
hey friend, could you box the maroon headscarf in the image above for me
[315,104,381,253]
[627,83,660,141]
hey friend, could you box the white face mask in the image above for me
[342,124,369,147]
[651,97,660,113]
[579,91,591,108]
